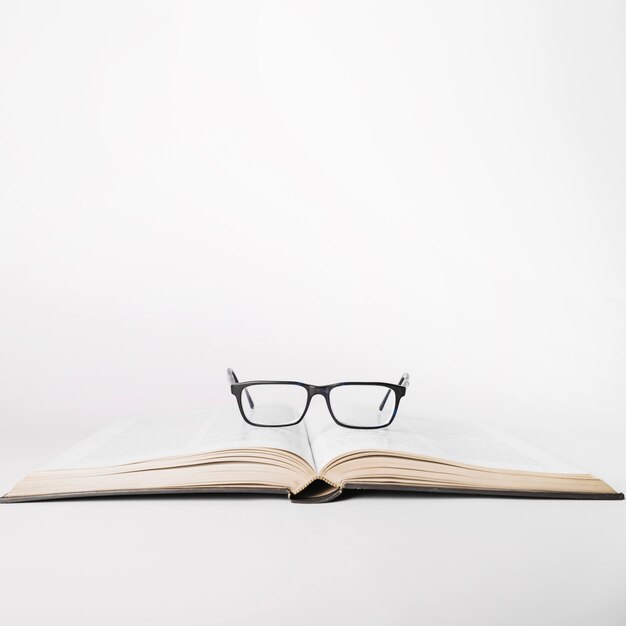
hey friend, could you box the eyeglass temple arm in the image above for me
[227,368,255,409]
[378,372,409,412]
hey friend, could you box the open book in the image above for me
[2,407,622,503]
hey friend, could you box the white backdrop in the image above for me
[1,1,625,437]
[2,5,626,626]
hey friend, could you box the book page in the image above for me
[42,407,315,470]
[305,405,585,474]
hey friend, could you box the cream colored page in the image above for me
[306,405,584,474]
[42,407,315,470]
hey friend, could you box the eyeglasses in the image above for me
[227,368,409,429]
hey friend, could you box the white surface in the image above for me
[1,424,624,626]
[1,2,625,624]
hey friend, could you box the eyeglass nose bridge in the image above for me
[303,385,334,421]
[306,384,331,399]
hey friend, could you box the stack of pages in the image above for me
[3,407,622,503]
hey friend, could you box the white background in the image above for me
[1,2,625,625]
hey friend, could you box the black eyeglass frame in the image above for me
[228,368,409,430]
